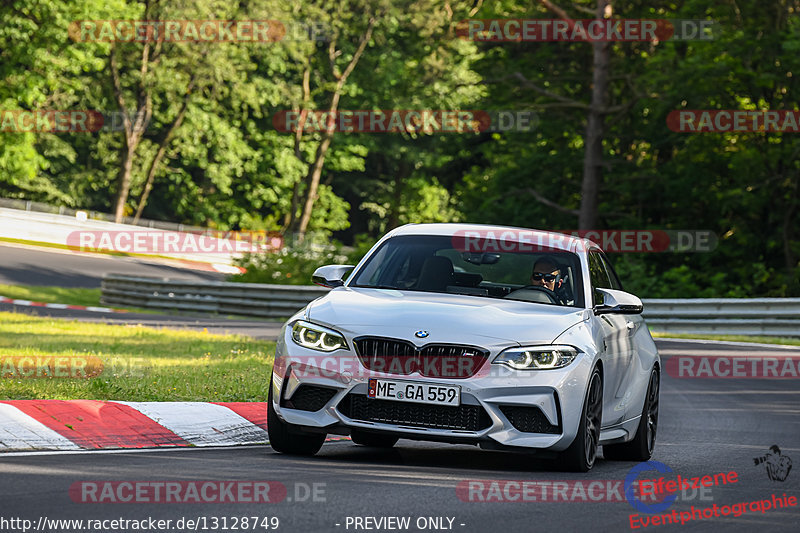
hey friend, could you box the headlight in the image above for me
[291,320,347,352]
[493,345,579,370]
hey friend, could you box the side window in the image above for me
[599,252,623,291]
[588,251,611,305]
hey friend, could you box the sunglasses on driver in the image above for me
[531,272,558,282]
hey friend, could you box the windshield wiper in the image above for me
[354,284,400,289]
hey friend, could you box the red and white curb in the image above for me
[0,296,127,313]
[0,400,346,452]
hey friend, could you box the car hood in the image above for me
[306,287,587,346]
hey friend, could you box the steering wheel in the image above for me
[504,285,561,304]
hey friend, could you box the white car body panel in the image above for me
[271,223,660,454]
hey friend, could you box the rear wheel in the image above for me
[350,430,399,448]
[561,367,603,472]
[603,368,659,461]
[267,379,325,456]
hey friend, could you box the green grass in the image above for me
[0,283,103,308]
[0,312,275,401]
[0,283,163,314]
[651,331,800,346]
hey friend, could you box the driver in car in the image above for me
[531,258,568,304]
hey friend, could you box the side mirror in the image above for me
[311,265,354,288]
[594,288,643,315]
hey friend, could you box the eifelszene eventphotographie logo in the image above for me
[754,445,793,482]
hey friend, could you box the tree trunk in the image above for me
[291,17,376,238]
[579,0,611,230]
[297,131,335,236]
[131,139,167,224]
[386,159,409,230]
[133,77,195,224]
[114,143,136,222]
[782,176,799,291]
[109,42,153,223]
[285,68,312,232]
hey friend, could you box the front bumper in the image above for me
[272,328,595,452]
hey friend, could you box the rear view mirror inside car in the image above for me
[461,252,501,265]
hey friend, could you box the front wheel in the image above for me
[560,367,603,472]
[604,368,659,461]
[267,379,325,456]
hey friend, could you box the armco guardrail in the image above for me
[101,275,800,335]
[641,298,800,337]
[101,274,329,319]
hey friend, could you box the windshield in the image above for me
[349,234,584,308]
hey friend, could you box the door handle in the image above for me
[626,320,635,330]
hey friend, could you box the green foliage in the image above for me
[231,231,377,285]
[2,0,799,296]
[232,235,351,285]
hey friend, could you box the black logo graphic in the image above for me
[753,445,793,482]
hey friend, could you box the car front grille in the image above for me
[499,405,561,434]
[337,393,492,432]
[353,337,489,378]
[282,385,338,412]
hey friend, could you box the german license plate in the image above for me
[367,378,460,406]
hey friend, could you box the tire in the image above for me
[350,430,399,448]
[603,368,659,461]
[267,378,325,456]
[560,367,603,472]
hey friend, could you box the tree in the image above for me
[0,0,115,202]
[275,1,380,238]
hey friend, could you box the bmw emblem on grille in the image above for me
[414,330,429,338]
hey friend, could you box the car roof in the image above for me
[386,223,588,253]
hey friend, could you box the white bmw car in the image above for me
[268,223,660,471]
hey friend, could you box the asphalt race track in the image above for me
[0,243,225,287]
[1,339,798,533]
